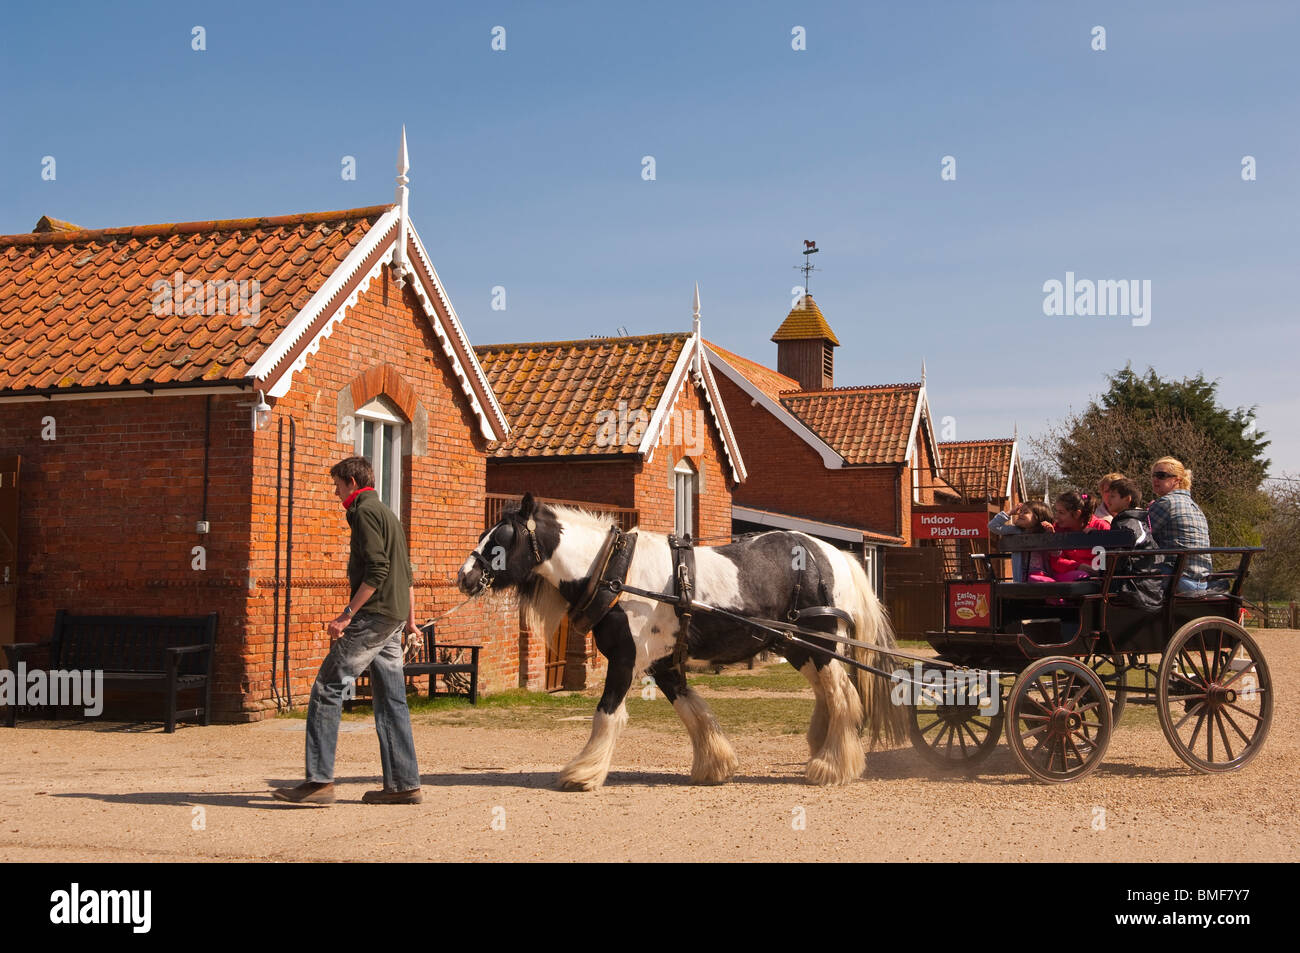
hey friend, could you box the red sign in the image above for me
[947,582,992,629]
[912,511,988,540]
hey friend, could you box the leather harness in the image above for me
[567,526,639,636]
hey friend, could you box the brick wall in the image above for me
[0,263,535,722]
[244,264,532,717]
[0,393,255,710]
[714,373,905,539]
[632,375,734,541]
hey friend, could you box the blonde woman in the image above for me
[1147,457,1211,593]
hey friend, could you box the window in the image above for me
[354,397,405,520]
[674,458,697,539]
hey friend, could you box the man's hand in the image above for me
[327,615,351,641]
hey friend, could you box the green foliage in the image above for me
[1030,365,1271,548]
[1246,479,1300,602]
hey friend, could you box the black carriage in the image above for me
[908,529,1272,782]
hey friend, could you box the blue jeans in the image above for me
[306,611,421,791]
[1156,563,1209,594]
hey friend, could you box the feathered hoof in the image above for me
[689,746,739,785]
[804,752,863,786]
[557,764,608,792]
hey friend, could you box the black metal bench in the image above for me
[345,621,479,711]
[2,611,217,732]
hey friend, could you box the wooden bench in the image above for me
[2,611,217,732]
[345,621,479,711]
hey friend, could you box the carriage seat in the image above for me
[995,581,1102,599]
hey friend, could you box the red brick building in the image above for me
[705,294,952,593]
[473,313,747,688]
[0,177,545,718]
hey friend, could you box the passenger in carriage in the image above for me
[1047,490,1109,581]
[1102,478,1163,608]
[988,501,1055,582]
[1093,472,1125,525]
[1147,456,1212,593]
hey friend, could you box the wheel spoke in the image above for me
[1214,711,1235,762]
[1219,707,1255,744]
[1170,699,1207,733]
[917,716,944,736]
[1186,707,1208,751]
[1223,701,1263,725]
[1219,662,1256,691]
[1065,733,1086,767]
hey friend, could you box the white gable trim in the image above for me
[404,221,510,441]
[638,335,746,483]
[248,207,400,396]
[1009,440,1026,500]
[705,345,844,470]
[904,386,941,471]
[245,208,508,442]
[698,346,748,482]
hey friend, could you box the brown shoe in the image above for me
[362,787,423,805]
[273,781,335,804]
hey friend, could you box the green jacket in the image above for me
[346,490,413,623]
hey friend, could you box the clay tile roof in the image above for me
[780,384,922,465]
[474,333,689,457]
[0,205,391,394]
[770,294,839,346]
[939,438,1018,498]
[704,339,801,403]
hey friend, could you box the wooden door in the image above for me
[545,617,569,691]
[883,545,945,642]
[0,456,18,646]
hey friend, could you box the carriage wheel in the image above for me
[1157,619,1272,773]
[1084,652,1128,726]
[1007,657,1112,783]
[907,675,1004,770]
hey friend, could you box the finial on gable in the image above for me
[691,282,702,381]
[921,357,927,387]
[393,126,411,290]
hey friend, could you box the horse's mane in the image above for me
[547,503,636,532]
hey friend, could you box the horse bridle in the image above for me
[468,515,544,595]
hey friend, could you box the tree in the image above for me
[1029,366,1270,548]
[1059,365,1269,487]
[1247,478,1300,604]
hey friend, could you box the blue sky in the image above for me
[3,0,1296,474]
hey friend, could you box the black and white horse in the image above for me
[457,494,905,790]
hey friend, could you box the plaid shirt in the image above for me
[1147,489,1211,581]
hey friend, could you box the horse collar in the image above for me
[568,526,638,636]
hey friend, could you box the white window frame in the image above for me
[674,458,697,540]
[354,397,405,521]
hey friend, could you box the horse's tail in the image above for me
[843,555,907,748]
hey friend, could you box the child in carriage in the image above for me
[1048,490,1109,581]
[989,500,1055,582]
[1102,477,1163,608]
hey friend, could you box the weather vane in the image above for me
[795,240,819,295]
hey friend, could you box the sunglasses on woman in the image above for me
[1151,471,1176,480]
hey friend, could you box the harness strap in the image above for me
[668,535,695,669]
[568,527,638,636]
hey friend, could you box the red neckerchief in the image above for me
[342,486,375,509]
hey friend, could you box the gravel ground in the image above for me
[1,630,1296,863]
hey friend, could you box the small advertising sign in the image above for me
[947,582,992,629]
[912,510,988,540]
